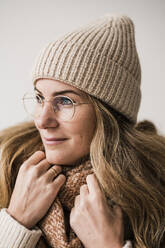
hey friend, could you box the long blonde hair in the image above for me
[0,96,165,248]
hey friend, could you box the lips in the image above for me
[44,137,67,141]
[43,137,68,145]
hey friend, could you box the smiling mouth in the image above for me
[43,137,68,145]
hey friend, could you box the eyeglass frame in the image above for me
[22,91,90,121]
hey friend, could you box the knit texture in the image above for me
[0,208,132,248]
[32,14,141,123]
[36,160,93,248]
[0,208,42,248]
[35,161,132,248]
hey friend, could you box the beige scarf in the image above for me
[36,160,93,248]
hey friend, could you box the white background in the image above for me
[0,0,164,134]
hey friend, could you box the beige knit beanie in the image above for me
[32,14,141,123]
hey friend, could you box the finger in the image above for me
[80,184,89,197]
[70,207,75,227]
[45,165,62,181]
[86,174,102,196]
[37,160,62,175]
[52,174,66,195]
[35,159,51,174]
[74,195,80,207]
[25,151,45,166]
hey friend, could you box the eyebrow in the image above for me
[34,86,82,97]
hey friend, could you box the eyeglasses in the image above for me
[22,92,89,121]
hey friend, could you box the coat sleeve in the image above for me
[0,208,42,248]
[0,208,133,248]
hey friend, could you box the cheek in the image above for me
[34,121,43,141]
[70,111,96,149]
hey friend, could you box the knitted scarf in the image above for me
[36,160,93,248]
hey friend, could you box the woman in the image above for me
[0,14,164,248]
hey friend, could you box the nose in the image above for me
[35,102,59,129]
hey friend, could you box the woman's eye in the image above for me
[56,97,73,105]
[35,94,43,104]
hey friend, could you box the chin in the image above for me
[45,150,75,166]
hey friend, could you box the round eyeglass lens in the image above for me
[53,96,74,121]
[23,93,75,121]
[23,92,42,118]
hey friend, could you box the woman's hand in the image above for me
[7,151,66,229]
[70,174,124,248]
